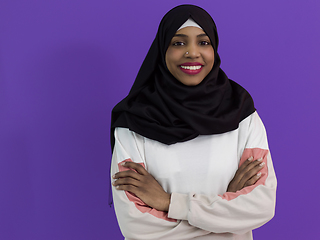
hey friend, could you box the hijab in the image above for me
[110,4,255,150]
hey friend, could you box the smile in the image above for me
[180,65,202,70]
[179,64,203,75]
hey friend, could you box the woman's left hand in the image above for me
[112,161,171,212]
[226,156,265,193]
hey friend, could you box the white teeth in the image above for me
[180,65,202,70]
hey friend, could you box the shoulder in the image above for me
[113,127,146,162]
[239,111,265,129]
[114,127,145,150]
[240,111,269,149]
[115,127,144,141]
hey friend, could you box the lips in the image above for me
[179,62,203,75]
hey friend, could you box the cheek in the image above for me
[166,47,184,65]
[205,50,215,69]
[165,49,178,74]
[165,49,174,65]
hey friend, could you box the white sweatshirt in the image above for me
[111,111,277,240]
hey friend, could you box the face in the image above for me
[165,26,215,86]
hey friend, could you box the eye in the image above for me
[172,41,185,46]
[199,41,210,46]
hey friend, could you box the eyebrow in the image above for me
[173,33,208,38]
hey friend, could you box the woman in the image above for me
[110,4,276,240]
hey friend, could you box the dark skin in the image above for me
[112,157,265,212]
[226,156,265,193]
[112,161,171,212]
[113,28,265,211]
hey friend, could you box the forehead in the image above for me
[174,26,206,36]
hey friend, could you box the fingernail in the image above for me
[121,162,126,166]
[257,157,263,161]
[257,172,262,177]
[259,162,265,167]
[248,156,253,161]
[112,181,115,186]
[112,175,115,179]
[115,185,119,189]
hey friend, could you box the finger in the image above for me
[241,157,263,172]
[244,172,262,187]
[237,156,254,171]
[112,177,141,188]
[239,161,265,186]
[231,157,258,184]
[121,161,148,175]
[238,157,264,182]
[113,170,142,181]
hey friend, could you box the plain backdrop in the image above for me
[1,0,319,239]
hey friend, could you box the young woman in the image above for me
[110,4,276,240]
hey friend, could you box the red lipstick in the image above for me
[179,62,203,75]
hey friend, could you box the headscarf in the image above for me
[110,4,255,150]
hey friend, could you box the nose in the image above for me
[186,43,200,58]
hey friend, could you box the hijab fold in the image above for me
[110,4,255,150]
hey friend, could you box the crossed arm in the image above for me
[112,156,265,212]
[111,112,276,238]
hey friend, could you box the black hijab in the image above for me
[110,4,255,150]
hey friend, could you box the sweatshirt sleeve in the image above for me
[167,112,277,234]
[111,127,212,240]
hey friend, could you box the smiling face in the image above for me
[165,26,215,86]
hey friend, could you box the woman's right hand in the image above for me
[227,157,265,193]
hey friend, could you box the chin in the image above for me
[185,82,201,86]
[181,78,204,86]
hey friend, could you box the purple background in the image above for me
[1,0,319,239]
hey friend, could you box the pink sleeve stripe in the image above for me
[118,159,177,222]
[219,148,269,201]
